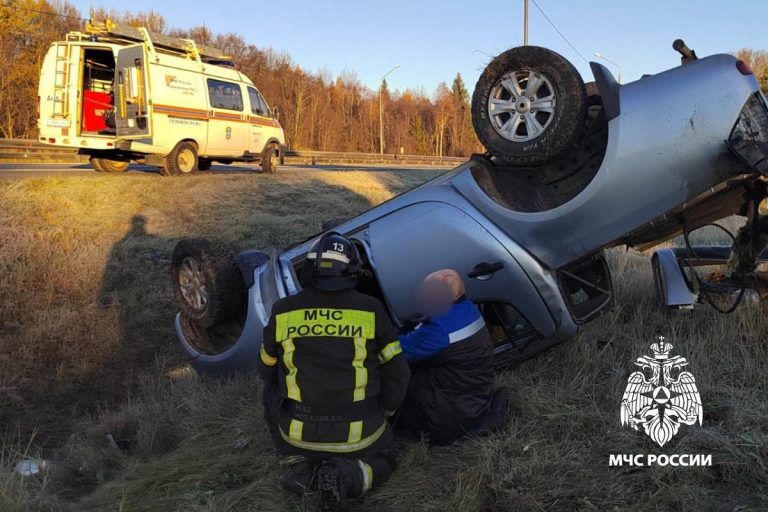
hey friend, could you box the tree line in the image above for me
[0,1,480,156]
[3,2,767,155]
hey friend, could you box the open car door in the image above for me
[114,44,151,139]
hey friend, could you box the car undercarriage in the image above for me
[172,39,768,375]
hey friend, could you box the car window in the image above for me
[480,302,533,344]
[248,87,270,116]
[207,79,243,111]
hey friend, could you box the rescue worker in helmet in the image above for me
[394,269,508,445]
[258,232,410,511]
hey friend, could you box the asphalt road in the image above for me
[0,162,451,179]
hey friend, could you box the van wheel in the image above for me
[198,158,212,171]
[261,145,278,174]
[171,238,246,328]
[472,46,586,166]
[164,141,198,176]
[92,158,129,173]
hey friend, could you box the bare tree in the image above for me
[735,48,768,93]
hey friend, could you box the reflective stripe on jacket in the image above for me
[258,286,410,453]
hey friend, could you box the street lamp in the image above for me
[379,64,400,155]
[594,52,621,84]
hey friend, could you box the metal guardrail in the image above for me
[0,139,465,167]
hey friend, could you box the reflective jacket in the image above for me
[398,298,494,442]
[259,286,410,454]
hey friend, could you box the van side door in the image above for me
[205,78,248,156]
[246,87,275,154]
[114,44,151,138]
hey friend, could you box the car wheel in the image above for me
[197,158,212,171]
[472,46,587,166]
[261,144,278,174]
[92,158,129,173]
[164,141,198,176]
[171,238,246,328]
[584,81,603,111]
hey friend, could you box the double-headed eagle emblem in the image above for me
[621,337,703,447]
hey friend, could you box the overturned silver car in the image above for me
[172,41,768,374]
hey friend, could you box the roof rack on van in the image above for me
[84,19,234,66]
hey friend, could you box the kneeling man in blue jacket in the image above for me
[395,269,508,445]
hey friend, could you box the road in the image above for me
[0,162,453,179]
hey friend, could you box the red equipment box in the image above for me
[82,90,112,132]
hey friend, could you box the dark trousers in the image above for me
[263,384,397,493]
[394,382,509,446]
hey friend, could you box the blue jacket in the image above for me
[399,298,486,362]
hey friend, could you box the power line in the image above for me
[530,0,589,63]
[10,5,88,22]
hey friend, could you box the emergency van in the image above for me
[38,19,285,175]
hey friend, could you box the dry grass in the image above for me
[0,169,767,511]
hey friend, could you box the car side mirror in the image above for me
[272,106,280,119]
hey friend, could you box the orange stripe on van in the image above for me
[248,116,280,128]
[154,104,281,127]
[153,104,209,121]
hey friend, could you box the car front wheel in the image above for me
[171,238,246,328]
[261,144,278,174]
[472,46,587,166]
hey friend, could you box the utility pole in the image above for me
[523,0,529,45]
[379,64,400,155]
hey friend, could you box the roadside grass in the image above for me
[0,169,766,511]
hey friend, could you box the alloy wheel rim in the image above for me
[488,70,557,142]
[178,256,207,311]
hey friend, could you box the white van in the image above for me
[38,20,286,175]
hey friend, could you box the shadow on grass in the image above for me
[2,175,403,448]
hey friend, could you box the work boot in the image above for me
[315,460,347,512]
[314,458,364,511]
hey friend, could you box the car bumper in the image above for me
[652,246,768,309]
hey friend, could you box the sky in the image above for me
[68,0,768,96]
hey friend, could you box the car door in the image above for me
[246,86,274,154]
[205,78,248,156]
[114,44,151,139]
[366,201,555,334]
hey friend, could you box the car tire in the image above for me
[261,144,278,174]
[198,158,212,171]
[92,158,129,173]
[472,46,587,166]
[163,141,198,176]
[171,238,246,328]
